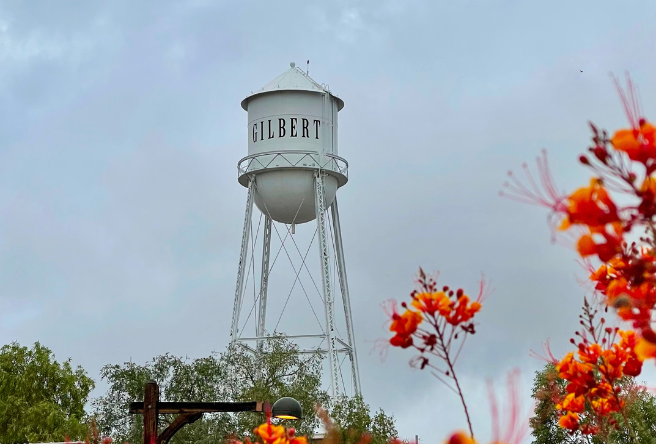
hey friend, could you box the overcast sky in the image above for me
[1,1,655,442]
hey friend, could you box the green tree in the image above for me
[220,336,331,439]
[0,341,95,444]
[530,363,656,444]
[93,336,331,443]
[327,395,397,444]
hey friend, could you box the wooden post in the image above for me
[143,380,159,444]
[131,384,263,444]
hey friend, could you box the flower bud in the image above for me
[593,147,608,163]
[589,122,598,134]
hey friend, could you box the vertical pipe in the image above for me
[256,215,272,350]
[331,197,361,395]
[332,98,338,155]
[230,178,255,341]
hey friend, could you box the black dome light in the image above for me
[271,397,303,420]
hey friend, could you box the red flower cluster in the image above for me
[389,308,423,348]
[589,247,656,360]
[388,270,485,351]
[550,299,643,436]
[229,409,308,444]
[251,423,307,444]
[386,269,489,439]
[504,75,656,362]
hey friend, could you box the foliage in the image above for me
[93,335,334,443]
[327,395,397,444]
[530,363,656,444]
[221,336,330,439]
[0,341,94,444]
[92,348,231,444]
[229,391,397,444]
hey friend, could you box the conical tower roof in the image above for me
[241,62,344,111]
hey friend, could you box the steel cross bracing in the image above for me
[314,171,341,397]
[229,169,360,397]
[230,178,254,340]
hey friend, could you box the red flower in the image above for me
[444,431,475,444]
[558,412,579,431]
[389,309,423,348]
[611,120,656,165]
[559,179,621,231]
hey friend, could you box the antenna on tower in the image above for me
[306,60,310,75]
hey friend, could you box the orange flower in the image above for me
[609,281,655,326]
[559,179,621,231]
[618,329,640,349]
[556,352,594,390]
[446,295,482,326]
[254,423,286,444]
[556,393,585,413]
[576,227,623,262]
[591,396,623,416]
[641,176,656,195]
[577,343,601,365]
[389,309,423,348]
[611,119,656,165]
[635,336,656,361]
[558,412,579,430]
[444,431,476,444]
[412,291,451,316]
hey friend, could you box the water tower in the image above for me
[230,63,361,396]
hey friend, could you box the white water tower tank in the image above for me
[238,62,348,225]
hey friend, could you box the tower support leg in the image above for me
[256,215,272,350]
[331,198,362,395]
[230,178,255,342]
[315,172,341,397]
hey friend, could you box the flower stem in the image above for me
[448,358,475,439]
[433,318,474,438]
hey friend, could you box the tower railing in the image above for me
[237,150,348,185]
